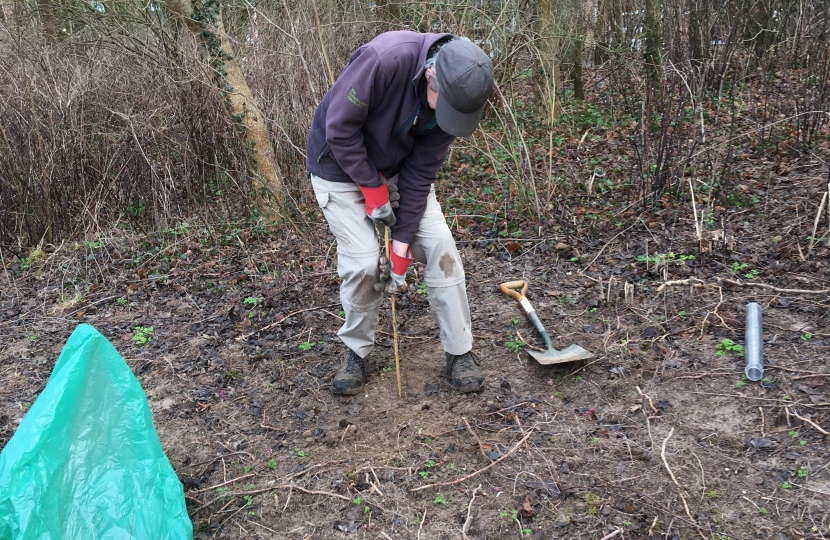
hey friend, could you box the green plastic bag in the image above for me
[0,324,192,540]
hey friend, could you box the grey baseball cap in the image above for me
[434,39,495,137]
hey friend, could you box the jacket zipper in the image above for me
[391,80,421,165]
[316,142,330,163]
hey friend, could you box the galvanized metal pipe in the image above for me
[745,303,764,381]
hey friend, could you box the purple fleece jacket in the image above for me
[306,31,456,244]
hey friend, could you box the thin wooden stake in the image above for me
[385,226,403,398]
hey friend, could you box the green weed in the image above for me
[716,338,744,357]
[505,338,527,353]
[298,341,315,351]
[585,492,602,515]
[267,458,278,470]
[433,494,448,505]
[132,326,154,346]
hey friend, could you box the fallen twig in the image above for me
[464,417,491,462]
[462,484,482,538]
[417,505,427,540]
[787,410,830,436]
[759,407,766,438]
[250,483,350,501]
[657,276,830,295]
[236,303,340,341]
[283,459,347,482]
[410,430,533,492]
[514,414,531,453]
[192,473,255,494]
[599,529,622,540]
[636,386,660,415]
[661,428,707,540]
[719,278,830,295]
[656,278,706,292]
[484,402,531,416]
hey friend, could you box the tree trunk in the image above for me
[539,0,562,123]
[643,0,662,93]
[163,0,285,209]
[572,38,585,100]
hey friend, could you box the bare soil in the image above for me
[2,158,830,540]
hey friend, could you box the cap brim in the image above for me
[435,92,483,137]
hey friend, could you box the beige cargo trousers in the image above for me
[311,174,473,360]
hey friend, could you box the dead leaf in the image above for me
[518,496,535,518]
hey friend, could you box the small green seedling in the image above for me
[789,430,799,438]
[505,338,526,353]
[797,466,808,479]
[295,448,306,457]
[133,326,154,346]
[758,507,768,515]
[716,338,744,357]
[677,310,687,319]
[267,458,278,470]
[298,341,315,351]
[243,296,261,306]
[801,333,813,341]
[117,297,128,306]
[243,495,253,506]
[243,465,253,473]
[433,494,448,505]
[781,481,792,489]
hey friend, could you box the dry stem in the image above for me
[787,410,830,436]
[464,417,492,462]
[410,431,533,492]
[660,427,707,540]
[462,484,482,538]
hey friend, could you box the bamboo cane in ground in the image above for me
[384,226,403,398]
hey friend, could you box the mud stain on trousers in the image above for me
[352,271,378,309]
[438,252,457,279]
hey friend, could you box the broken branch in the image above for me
[410,431,534,492]
[661,427,707,540]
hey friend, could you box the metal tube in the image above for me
[745,303,763,381]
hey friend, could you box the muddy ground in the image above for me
[2,157,830,539]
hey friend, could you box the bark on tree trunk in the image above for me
[163,0,285,209]
[539,0,562,123]
[643,0,663,93]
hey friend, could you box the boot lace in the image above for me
[452,351,480,373]
[344,351,366,376]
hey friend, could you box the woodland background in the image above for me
[1,0,827,245]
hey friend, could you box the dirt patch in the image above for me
[2,167,830,539]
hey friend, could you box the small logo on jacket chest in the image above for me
[348,88,368,108]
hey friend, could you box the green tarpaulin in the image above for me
[0,324,192,539]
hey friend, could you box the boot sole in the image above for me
[332,382,364,395]
[450,376,485,393]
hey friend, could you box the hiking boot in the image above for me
[443,351,485,393]
[331,349,367,395]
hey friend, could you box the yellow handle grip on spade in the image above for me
[499,280,529,302]
[499,279,553,351]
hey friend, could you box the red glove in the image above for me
[359,185,396,227]
[375,241,412,294]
